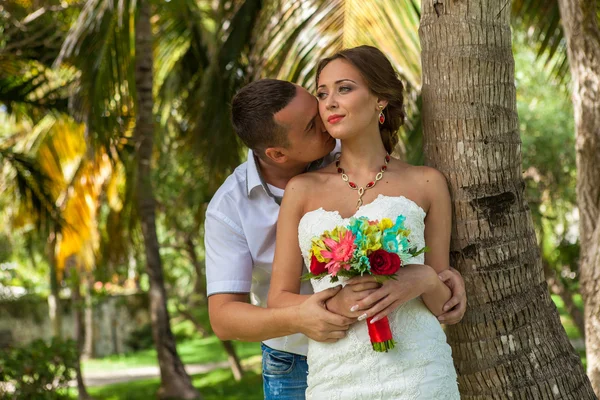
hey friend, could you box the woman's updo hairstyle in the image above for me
[316,45,405,154]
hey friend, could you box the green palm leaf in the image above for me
[155,0,264,187]
[0,147,63,229]
[56,0,136,152]
[0,55,74,113]
[252,0,422,91]
[511,0,569,82]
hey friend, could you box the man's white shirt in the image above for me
[205,142,340,356]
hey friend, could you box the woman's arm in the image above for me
[267,176,313,308]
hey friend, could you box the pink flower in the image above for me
[321,230,356,276]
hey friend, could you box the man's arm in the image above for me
[209,290,352,342]
[205,207,352,342]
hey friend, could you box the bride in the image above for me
[267,45,460,399]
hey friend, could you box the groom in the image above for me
[205,79,466,399]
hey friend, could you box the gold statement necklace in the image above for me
[336,153,390,210]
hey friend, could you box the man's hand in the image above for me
[437,267,466,324]
[324,278,381,318]
[296,287,355,343]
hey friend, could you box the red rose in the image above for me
[368,249,401,275]
[310,255,328,275]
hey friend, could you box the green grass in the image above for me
[68,367,263,400]
[83,337,261,373]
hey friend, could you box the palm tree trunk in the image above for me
[134,2,200,399]
[185,236,207,303]
[555,0,600,394]
[419,0,595,398]
[83,272,94,359]
[181,236,242,379]
[48,230,62,338]
[71,268,92,400]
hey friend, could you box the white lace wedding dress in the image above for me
[298,194,460,399]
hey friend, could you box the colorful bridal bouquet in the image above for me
[303,215,427,352]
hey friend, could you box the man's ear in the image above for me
[264,147,288,164]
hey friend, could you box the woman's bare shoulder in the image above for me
[289,166,335,187]
[284,169,334,205]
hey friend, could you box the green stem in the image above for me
[372,339,396,352]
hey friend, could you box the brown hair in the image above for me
[316,45,405,154]
[231,79,296,157]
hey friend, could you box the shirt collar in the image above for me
[246,149,263,197]
[245,140,341,199]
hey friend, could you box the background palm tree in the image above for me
[553,0,600,393]
[419,0,595,397]
[132,2,200,398]
[512,0,600,392]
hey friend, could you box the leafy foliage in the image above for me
[511,0,569,82]
[0,338,78,400]
[514,33,579,289]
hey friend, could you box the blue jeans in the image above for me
[261,343,308,399]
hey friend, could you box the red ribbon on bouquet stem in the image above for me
[366,316,395,352]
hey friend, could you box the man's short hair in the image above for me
[231,79,296,157]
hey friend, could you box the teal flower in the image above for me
[382,231,399,253]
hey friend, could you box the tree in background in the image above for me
[512,32,583,338]
[419,0,594,397]
[512,0,600,392]
[132,1,199,398]
[554,0,600,393]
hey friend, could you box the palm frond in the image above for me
[55,0,136,152]
[0,147,63,229]
[154,0,211,125]
[511,0,569,83]
[0,1,77,65]
[0,55,75,113]
[169,0,263,186]
[252,0,422,91]
[56,154,112,273]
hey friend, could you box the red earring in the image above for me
[378,106,385,124]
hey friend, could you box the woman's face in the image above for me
[316,59,381,140]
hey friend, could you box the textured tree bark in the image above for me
[134,2,200,399]
[71,268,92,400]
[419,0,595,398]
[556,0,600,394]
[48,230,62,338]
[181,237,243,379]
[82,272,94,359]
[185,236,208,301]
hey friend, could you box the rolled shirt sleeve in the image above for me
[204,209,253,296]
